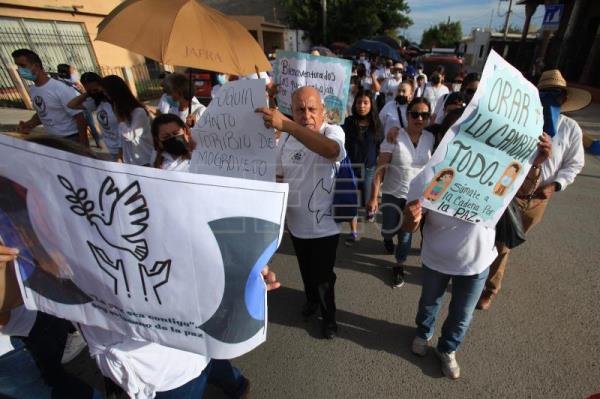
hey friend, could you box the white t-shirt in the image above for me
[157,93,171,114]
[120,107,154,166]
[407,173,497,276]
[83,98,121,154]
[380,128,434,199]
[379,100,408,138]
[167,97,206,124]
[80,324,208,399]
[28,78,82,137]
[276,123,346,239]
[380,78,402,104]
[433,94,449,124]
[360,77,373,91]
[160,152,191,172]
[423,85,449,112]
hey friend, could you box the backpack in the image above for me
[332,155,359,223]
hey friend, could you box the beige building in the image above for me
[0,0,145,69]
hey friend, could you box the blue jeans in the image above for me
[156,359,246,399]
[415,264,489,353]
[380,194,412,263]
[362,166,376,208]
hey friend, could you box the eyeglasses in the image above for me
[409,111,431,120]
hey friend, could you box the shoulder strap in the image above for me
[396,103,405,128]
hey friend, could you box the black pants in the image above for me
[290,233,339,322]
[16,312,94,398]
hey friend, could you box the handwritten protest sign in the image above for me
[190,78,276,181]
[0,134,288,359]
[274,50,352,124]
[418,50,543,227]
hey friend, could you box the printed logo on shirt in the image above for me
[33,96,47,117]
[290,149,305,163]
[97,109,110,130]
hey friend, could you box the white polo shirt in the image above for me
[120,107,154,166]
[379,100,408,138]
[276,122,346,239]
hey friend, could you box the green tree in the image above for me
[420,19,462,49]
[279,0,412,45]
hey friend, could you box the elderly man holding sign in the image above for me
[256,87,346,339]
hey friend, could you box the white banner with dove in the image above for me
[0,134,288,359]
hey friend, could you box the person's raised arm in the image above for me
[255,107,340,160]
[67,92,90,110]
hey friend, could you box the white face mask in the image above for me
[452,83,462,92]
[394,72,402,79]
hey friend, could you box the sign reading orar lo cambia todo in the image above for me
[417,50,543,227]
[274,50,352,124]
[190,78,276,181]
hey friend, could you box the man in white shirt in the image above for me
[256,86,346,339]
[477,69,589,310]
[12,49,88,146]
[380,63,405,105]
[379,80,414,138]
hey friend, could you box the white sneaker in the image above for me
[435,349,460,379]
[61,330,87,364]
[411,336,429,356]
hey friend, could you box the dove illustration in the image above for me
[307,178,334,224]
[86,177,149,261]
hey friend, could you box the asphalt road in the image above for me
[209,152,600,399]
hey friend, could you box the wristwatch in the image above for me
[554,182,562,192]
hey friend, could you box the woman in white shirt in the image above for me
[367,98,434,288]
[423,72,449,122]
[101,75,154,166]
[163,73,206,128]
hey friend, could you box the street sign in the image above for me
[542,4,564,31]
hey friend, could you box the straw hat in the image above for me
[537,69,591,113]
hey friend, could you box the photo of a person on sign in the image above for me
[493,162,522,197]
[424,168,455,201]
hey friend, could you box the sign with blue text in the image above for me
[274,50,352,124]
[417,50,543,227]
[0,134,288,359]
[542,4,564,31]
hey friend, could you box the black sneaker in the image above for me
[345,232,359,247]
[392,266,405,288]
[322,320,338,339]
[384,239,395,254]
[301,302,319,318]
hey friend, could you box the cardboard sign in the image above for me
[274,50,352,124]
[190,79,276,181]
[417,50,543,227]
[0,134,288,359]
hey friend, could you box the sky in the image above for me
[403,0,547,44]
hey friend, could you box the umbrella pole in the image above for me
[188,68,194,127]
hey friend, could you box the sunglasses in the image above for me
[409,111,431,120]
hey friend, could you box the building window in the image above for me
[479,45,485,59]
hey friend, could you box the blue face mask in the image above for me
[216,74,227,85]
[18,67,36,81]
[539,90,562,138]
[165,95,178,108]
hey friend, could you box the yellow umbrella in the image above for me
[96,0,271,76]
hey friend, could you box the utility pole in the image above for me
[322,0,327,45]
[503,0,513,39]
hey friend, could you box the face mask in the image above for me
[216,74,228,85]
[165,95,178,108]
[162,135,188,156]
[540,90,562,137]
[394,72,402,80]
[396,95,408,105]
[18,67,36,81]
[71,72,80,82]
[359,56,365,61]
[89,92,106,102]
[452,83,462,92]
